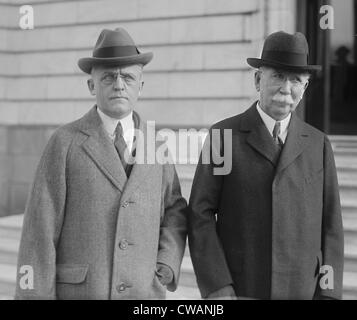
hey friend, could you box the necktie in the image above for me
[272,121,284,149]
[114,122,129,174]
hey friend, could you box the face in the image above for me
[88,64,143,119]
[254,66,310,120]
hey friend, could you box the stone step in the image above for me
[179,179,193,203]
[344,234,357,273]
[1,204,357,299]
[0,214,24,230]
[0,282,200,300]
[0,215,23,266]
[343,211,357,233]
[332,142,357,150]
[338,171,357,183]
[330,136,357,151]
[339,176,357,186]
[179,256,197,288]
[344,257,357,274]
[0,262,200,300]
[329,135,357,142]
[334,152,357,165]
[0,227,22,241]
[339,183,357,206]
[0,281,15,300]
[0,249,18,266]
[0,234,20,252]
[0,264,16,287]
[1,253,357,299]
[343,203,357,216]
[343,290,357,300]
[335,155,357,169]
[0,214,23,244]
[343,271,357,296]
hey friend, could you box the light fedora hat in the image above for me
[78,28,153,74]
[247,31,321,72]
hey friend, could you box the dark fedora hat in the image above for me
[78,28,153,74]
[247,31,321,72]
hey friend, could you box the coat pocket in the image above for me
[56,264,89,284]
[150,271,166,299]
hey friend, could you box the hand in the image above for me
[207,285,237,300]
[156,263,174,286]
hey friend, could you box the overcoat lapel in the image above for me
[243,104,281,166]
[79,106,127,192]
[121,112,152,200]
[242,103,310,171]
[275,112,309,174]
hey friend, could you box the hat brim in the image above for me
[247,58,322,72]
[78,52,153,74]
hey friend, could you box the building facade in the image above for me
[0,0,301,216]
[1,0,357,300]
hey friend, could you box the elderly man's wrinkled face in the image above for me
[88,64,143,119]
[254,66,310,121]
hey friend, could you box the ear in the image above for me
[303,80,309,91]
[139,80,144,96]
[87,79,96,96]
[254,70,261,92]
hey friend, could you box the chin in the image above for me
[110,103,131,115]
[271,107,290,118]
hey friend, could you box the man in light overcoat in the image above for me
[188,31,344,300]
[15,28,187,299]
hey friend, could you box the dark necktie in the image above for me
[272,121,284,149]
[114,122,129,175]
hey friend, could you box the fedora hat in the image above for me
[247,31,321,72]
[78,28,153,74]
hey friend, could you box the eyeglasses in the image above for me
[100,72,139,86]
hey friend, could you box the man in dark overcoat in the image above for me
[188,31,344,300]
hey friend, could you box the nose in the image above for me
[279,78,292,94]
[113,75,124,91]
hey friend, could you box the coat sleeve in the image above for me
[188,130,233,298]
[15,130,70,299]
[157,161,188,292]
[315,136,344,299]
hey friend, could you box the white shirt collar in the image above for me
[256,101,291,143]
[96,106,134,151]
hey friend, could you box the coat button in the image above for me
[116,283,126,293]
[119,239,128,250]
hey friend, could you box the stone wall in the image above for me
[0,0,296,216]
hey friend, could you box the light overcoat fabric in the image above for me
[188,103,344,300]
[15,106,187,299]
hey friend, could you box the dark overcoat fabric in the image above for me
[15,106,187,299]
[188,103,344,300]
